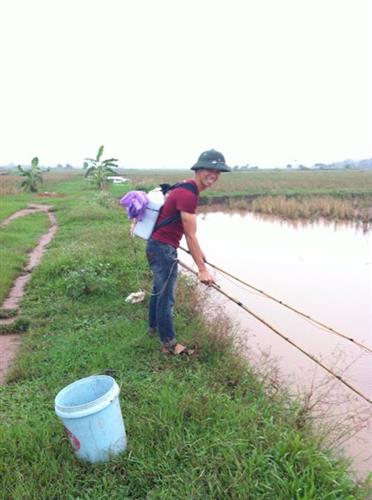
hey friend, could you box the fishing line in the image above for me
[215,268,369,348]
[130,237,143,289]
[178,260,372,406]
[179,246,372,355]
[213,272,272,299]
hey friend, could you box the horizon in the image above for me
[1,155,371,171]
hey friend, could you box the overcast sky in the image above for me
[0,0,371,169]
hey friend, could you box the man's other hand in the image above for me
[198,269,215,285]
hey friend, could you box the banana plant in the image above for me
[18,157,49,192]
[83,145,119,190]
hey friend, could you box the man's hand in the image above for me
[198,268,215,285]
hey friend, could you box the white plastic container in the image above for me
[55,375,127,463]
[133,188,164,240]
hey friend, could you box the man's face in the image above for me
[196,169,221,189]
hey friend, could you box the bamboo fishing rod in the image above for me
[178,260,372,406]
[179,246,372,355]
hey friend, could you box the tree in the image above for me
[18,157,49,192]
[83,145,119,190]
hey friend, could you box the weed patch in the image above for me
[0,308,18,319]
[0,317,30,335]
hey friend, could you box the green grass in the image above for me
[0,212,51,303]
[0,176,370,498]
[0,194,35,221]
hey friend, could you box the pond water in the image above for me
[180,211,372,478]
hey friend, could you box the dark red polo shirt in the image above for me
[151,179,199,248]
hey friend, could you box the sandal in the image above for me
[162,343,195,356]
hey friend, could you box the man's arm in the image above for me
[181,211,214,285]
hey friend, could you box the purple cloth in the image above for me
[120,191,149,220]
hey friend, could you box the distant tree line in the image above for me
[231,158,372,171]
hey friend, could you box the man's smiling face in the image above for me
[195,169,221,190]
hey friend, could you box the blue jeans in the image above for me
[146,239,178,345]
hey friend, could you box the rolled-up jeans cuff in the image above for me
[162,338,176,348]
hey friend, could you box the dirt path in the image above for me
[0,335,22,383]
[0,204,53,228]
[0,204,58,384]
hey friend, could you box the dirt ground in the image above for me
[0,335,22,384]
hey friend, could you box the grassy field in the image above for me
[3,168,372,221]
[0,212,50,304]
[0,174,370,498]
[3,168,372,197]
[118,168,372,197]
[115,169,372,222]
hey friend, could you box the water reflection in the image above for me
[181,211,372,477]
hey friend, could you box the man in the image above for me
[146,149,231,354]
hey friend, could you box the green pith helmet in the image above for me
[191,149,231,172]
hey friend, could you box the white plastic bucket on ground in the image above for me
[55,375,127,463]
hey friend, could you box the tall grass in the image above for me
[0,171,78,196]
[0,175,20,195]
[230,196,363,221]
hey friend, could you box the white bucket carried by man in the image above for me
[55,375,127,463]
[120,188,164,240]
[120,182,198,241]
